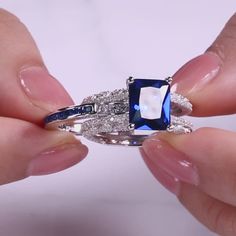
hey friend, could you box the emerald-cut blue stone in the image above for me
[129,79,171,130]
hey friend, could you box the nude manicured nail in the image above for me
[19,66,74,112]
[28,143,88,176]
[153,168,181,196]
[171,52,221,94]
[141,148,181,196]
[142,139,199,186]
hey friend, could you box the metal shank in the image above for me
[45,114,193,146]
[44,89,192,126]
[44,85,193,146]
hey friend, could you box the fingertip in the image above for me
[140,147,181,196]
[19,66,74,113]
[27,141,88,176]
[171,53,221,96]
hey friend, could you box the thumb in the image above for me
[0,117,88,185]
[171,13,236,116]
[0,9,74,124]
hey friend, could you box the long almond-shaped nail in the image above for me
[28,143,88,176]
[141,148,181,196]
[171,52,221,95]
[142,139,199,186]
[19,66,74,112]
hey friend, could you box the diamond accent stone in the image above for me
[171,93,192,116]
[168,116,193,133]
[80,114,192,145]
[109,102,129,114]
[45,78,193,146]
[81,114,129,136]
[80,88,191,119]
[82,89,128,104]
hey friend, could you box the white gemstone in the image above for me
[139,85,168,120]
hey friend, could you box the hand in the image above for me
[0,9,88,185]
[141,13,236,236]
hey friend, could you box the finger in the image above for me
[0,9,73,123]
[0,117,88,185]
[141,151,236,236]
[142,128,236,207]
[179,184,236,236]
[171,13,236,116]
[140,148,181,195]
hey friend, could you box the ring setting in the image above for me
[44,77,193,146]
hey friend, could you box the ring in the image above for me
[44,77,193,146]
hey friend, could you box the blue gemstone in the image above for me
[58,112,67,120]
[67,109,75,116]
[129,79,170,130]
[84,106,92,112]
[80,107,86,114]
[50,113,58,121]
[75,105,83,114]
[73,107,80,114]
[44,116,51,124]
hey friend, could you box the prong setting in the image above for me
[45,76,193,146]
[126,76,135,86]
[165,76,173,84]
[128,123,135,131]
[167,124,175,132]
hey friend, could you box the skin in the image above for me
[0,9,88,183]
[1,7,236,236]
[142,13,236,236]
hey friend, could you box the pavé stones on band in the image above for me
[44,77,193,146]
[44,103,96,124]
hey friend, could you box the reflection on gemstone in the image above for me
[140,86,164,119]
[137,124,152,130]
[129,79,171,130]
[134,104,140,111]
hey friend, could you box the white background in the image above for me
[0,1,235,236]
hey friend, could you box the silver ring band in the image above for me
[44,92,192,125]
[44,77,193,146]
[45,115,192,146]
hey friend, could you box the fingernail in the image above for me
[171,52,221,95]
[151,168,181,196]
[28,143,88,176]
[19,66,74,112]
[141,148,181,196]
[142,139,199,186]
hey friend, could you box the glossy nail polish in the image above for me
[171,52,221,95]
[28,143,88,176]
[141,148,181,196]
[19,66,74,112]
[142,139,199,186]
